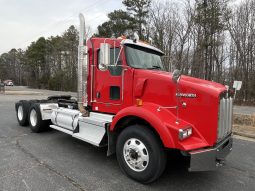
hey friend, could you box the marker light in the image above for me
[179,127,192,140]
[136,99,143,106]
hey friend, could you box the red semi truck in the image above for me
[15,14,233,183]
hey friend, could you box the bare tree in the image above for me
[227,0,255,101]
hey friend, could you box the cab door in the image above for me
[92,46,133,114]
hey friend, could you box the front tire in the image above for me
[116,125,166,183]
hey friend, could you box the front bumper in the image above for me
[188,135,233,171]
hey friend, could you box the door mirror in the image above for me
[172,69,181,83]
[99,43,111,71]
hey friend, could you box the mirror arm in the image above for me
[114,46,123,66]
[176,82,180,124]
[171,69,182,124]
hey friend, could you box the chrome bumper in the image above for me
[189,135,233,171]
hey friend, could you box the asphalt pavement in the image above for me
[0,90,255,191]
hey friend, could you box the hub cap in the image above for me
[123,138,149,172]
[17,106,23,121]
[30,109,37,127]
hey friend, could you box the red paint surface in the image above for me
[86,38,226,151]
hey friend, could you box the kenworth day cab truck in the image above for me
[15,14,233,183]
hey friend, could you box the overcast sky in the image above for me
[0,0,240,54]
[0,0,126,53]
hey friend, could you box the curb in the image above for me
[2,91,43,95]
[233,131,255,140]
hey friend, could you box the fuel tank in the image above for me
[51,108,80,131]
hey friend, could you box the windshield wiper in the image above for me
[147,65,162,70]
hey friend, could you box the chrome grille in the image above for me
[218,96,233,141]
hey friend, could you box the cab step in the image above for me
[50,125,73,135]
[50,111,114,146]
[74,112,114,146]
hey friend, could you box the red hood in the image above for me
[180,75,226,97]
[133,69,226,146]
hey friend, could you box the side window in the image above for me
[98,48,122,76]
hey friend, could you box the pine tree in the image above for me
[122,0,151,39]
[97,10,134,37]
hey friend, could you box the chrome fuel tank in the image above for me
[51,108,81,131]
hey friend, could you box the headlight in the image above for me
[179,127,192,140]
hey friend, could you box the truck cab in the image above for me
[87,38,166,113]
[15,14,233,183]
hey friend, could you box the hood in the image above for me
[133,69,226,146]
[180,75,226,98]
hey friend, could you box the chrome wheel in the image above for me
[30,109,37,127]
[17,105,24,121]
[123,138,149,172]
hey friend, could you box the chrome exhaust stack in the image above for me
[77,13,88,114]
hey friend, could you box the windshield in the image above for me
[125,44,165,71]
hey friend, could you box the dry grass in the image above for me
[233,114,255,126]
[233,114,255,138]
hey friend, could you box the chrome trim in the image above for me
[114,46,124,66]
[123,138,149,172]
[189,135,233,171]
[179,127,192,140]
[218,97,233,141]
[157,106,177,112]
[40,103,58,120]
[121,68,128,101]
[77,14,88,109]
[92,102,122,106]
[91,64,95,103]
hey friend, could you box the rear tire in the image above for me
[15,100,30,126]
[28,103,49,133]
[116,125,166,184]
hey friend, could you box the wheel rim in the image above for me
[17,105,23,121]
[123,138,149,172]
[30,109,37,127]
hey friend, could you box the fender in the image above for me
[110,102,210,150]
[111,102,184,148]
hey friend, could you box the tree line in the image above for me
[0,26,78,91]
[0,0,254,103]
